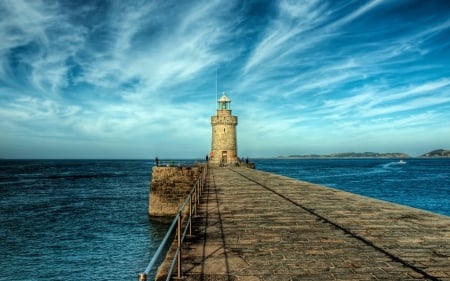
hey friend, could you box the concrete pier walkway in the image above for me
[179,167,450,281]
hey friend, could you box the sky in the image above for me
[1,0,450,159]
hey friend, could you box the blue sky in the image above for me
[1,0,449,159]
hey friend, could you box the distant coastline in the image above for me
[420,149,450,158]
[277,149,450,159]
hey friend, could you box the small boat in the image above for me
[398,160,407,164]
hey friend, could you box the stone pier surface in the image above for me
[177,167,450,281]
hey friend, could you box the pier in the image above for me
[154,166,450,281]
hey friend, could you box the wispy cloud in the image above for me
[243,0,327,75]
[329,0,384,29]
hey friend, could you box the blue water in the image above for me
[0,160,168,281]
[253,158,450,217]
[1,158,449,280]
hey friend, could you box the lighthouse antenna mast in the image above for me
[215,68,218,109]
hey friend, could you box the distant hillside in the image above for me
[281,152,410,158]
[421,149,450,157]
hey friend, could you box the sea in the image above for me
[1,158,449,280]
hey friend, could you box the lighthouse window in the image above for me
[224,128,226,132]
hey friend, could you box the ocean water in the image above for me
[1,158,449,280]
[0,160,167,281]
[253,158,450,217]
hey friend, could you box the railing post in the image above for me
[189,193,192,236]
[194,183,198,216]
[177,211,182,280]
[197,181,200,205]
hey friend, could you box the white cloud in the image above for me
[361,95,450,117]
[0,0,89,93]
[329,0,384,29]
[243,0,326,75]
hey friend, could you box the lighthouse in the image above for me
[210,93,238,166]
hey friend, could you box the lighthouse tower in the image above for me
[210,93,238,166]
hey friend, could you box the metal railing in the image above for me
[153,159,207,167]
[138,165,208,281]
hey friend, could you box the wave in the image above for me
[297,161,407,181]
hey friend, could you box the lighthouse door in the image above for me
[221,151,227,164]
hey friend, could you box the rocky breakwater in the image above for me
[149,165,204,217]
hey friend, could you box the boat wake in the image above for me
[381,160,407,169]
